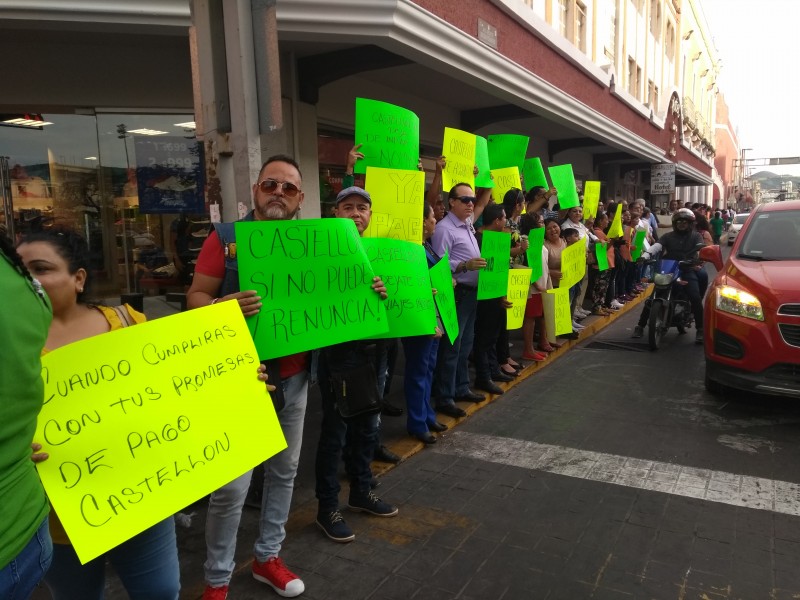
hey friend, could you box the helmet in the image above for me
[672,208,695,232]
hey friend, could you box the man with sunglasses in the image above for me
[430,182,492,418]
[188,154,309,599]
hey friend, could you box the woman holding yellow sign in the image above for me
[18,228,181,600]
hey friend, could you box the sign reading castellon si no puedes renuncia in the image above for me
[651,163,676,194]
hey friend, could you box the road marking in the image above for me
[434,431,800,516]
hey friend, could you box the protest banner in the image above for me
[525,227,545,283]
[429,253,459,344]
[546,287,573,336]
[354,98,419,174]
[34,301,284,564]
[631,229,647,261]
[522,157,548,191]
[559,240,586,289]
[607,204,624,238]
[506,268,532,330]
[362,238,437,338]
[547,164,580,209]
[487,134,529,173]
[235,219,388,359]
[595,242,610,271]
[363,167,425,243]
[474,136,494,188]
[490,167,522,204]
[583,181,601,220]
[478,230,511,300]
[441,128,476,191]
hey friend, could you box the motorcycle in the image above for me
[645,256,702,350]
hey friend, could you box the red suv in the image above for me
[703,201,800,397]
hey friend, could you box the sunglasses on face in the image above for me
[257,179,301,197]
[455,196,476,204]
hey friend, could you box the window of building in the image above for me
[604,0,617,60]
[632,0,645,15]
[557,0,588,53]
[628,57,641,98]
[575,1,587,52]
[648,80,659,108]
[665,21,676,62]
[558,0,568,38]
[649,0,662,38]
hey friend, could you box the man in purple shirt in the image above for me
[431,183,489,417]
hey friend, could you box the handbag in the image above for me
[328,362,381,419]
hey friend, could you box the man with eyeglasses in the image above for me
[430,182,491,418]
[188,154,310,599]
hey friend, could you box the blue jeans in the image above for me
[315,355,379,512]
[432,286,478,407]
[44,517,178,600]
[0,517,52,600]
[402,335,440,434]
[204,371,308,586]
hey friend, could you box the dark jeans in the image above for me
[0,517,52,600]
[45,518,179,600]
[432,286,478,407]
[315,354,379,512]
[474,298,505,382]
[401,335,440,434]
[637,270,703,329]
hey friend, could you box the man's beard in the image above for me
[259,203,298,221]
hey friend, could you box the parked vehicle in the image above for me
[646,253,703,350]
[726,213,750,245]
[704,201,800,397]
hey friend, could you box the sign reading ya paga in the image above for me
[35,301,285,564]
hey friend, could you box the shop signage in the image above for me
[135,136,205,214]
[651,163,676,194]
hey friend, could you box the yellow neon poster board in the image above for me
[363,166,425,243]
[490,167,522,204]
[506,268,533,330]
[35,302,286,564]
[441,127,476,192]
[583,181,601,220]
[607,204,624,238]
[559,241,587,289]
[546,287,573,336]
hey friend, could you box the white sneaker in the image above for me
[572,320,585,330]
[609,300,624,310]
[577,308,591,317]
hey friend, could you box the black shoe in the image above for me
[474,380,503,395]
[428,421,448,433]
[490,372,514,383]
[559,332,580,340]
[411,431,436,444]
[370,477,380,489]
[436,404,466,418]
[632,325,644,339]
[380,401,403,417]
[695,330,704,345]
[316,509,355,543]
[374,445,400,464]
[455,390,485,403]
[347,491,399,517]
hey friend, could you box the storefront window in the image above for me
[0,112,207,297]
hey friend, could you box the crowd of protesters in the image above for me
[0,142,724,600]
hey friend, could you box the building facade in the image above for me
[1,0,723,296]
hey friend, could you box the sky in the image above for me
[701,0,800,176]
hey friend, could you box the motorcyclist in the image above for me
[631,208,706,344]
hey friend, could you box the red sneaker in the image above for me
[252,557,305,598]
[202,585,229,600]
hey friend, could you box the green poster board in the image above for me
[506,268,533,330]
[595,242,609,271]
[522,157,549,191]
[429,253,459,345]
[583,181,601,219]
[477,230,511,300]
[631,229,647,261]
[487,134,529,173]
[474,136,495,188]
[559,240,586,289]
[441,127,476,191]
[235,219,388,359]
[547,164,580,209]
[361,238,437,338]
[354,98,419,174]
[525,227,545,282]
